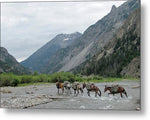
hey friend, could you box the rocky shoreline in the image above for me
[1,84,57,108]
[1,94,53,108]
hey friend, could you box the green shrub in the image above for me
[93,76,103,80]
[10,78,19,87]
[75,77,83,82]
[33,71,38,76]
[20,75,32,84]
[0,73,20,87]
[0,77,10,86]
[86,77,92,82]
[49,72,76,83]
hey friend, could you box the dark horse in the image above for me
[104,85,128,98]
[83,82,101,97]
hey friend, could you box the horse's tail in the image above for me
[98,88,101,97]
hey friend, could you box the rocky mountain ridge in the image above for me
[41,0,140,74]
[21,32,82,71]
[72,8,140,78]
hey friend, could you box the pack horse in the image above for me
[72,82,83,96]
[82,82,101,97]
[104,85,128,98]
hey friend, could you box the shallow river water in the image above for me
[1,80,140,110]
[31,80,141,110]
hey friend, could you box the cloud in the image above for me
[1,1,125,62]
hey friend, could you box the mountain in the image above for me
[0,47,31,74]
[21,32,82,71]
[41,0,140,74]
[72,8,140,78]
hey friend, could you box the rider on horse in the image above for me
[56,77,62,89]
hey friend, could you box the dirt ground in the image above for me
[0,80,141,110]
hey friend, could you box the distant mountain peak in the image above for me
[54,32,81,43]
[21,32,82,71]
[111,5,117,12]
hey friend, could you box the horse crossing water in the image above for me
[82,82,101,97]
[72,82,83,96]
[56,80,127,98]
[104,84,128,98]
[56,81,64,94]
[63,81,72,95]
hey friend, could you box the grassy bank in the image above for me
[0,72,139,87]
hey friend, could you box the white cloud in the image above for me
[1,1,125,62]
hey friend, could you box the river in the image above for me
[1,80,140,110]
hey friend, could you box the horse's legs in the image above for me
[70,88,72,94]
[123,90,128,97]
[125,92,128,97]
[98,89,101,97]
[62,87,64,94]
[95,89,98,97]
[66,88,69,95]
[95,91,97,97]
[57,88,59,94]
[70,88,71,95]
[120,92,123,98]
[87,91,90,97]
[78,89,80,95]
[76,89,79,96]
[80,88,83,96]
[74,90,76,96]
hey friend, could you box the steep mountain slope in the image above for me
[21,32,81,71]
[42,0,140,74]
[0,47,31,74]
[72,8,140,78]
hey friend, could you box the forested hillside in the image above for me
[72,8,140,78]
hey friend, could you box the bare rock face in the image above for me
[121,57,140,78]
[111,5,117,13]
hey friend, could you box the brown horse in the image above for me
[104,85,128,98]
[56,81,64,94]
[83,83,101,97]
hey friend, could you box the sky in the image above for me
[1,1,125,62]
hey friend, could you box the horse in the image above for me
[72,82,83,96]
[63,81,72,95]
[56,81,64,95]
[82,82,101,97]
[104,85,128,98]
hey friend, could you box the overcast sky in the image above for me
[1,1,125,62]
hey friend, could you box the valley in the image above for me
[0,0,141,110]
